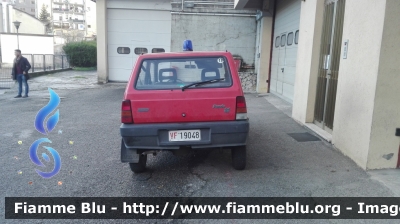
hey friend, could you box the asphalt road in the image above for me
[0,83,396,224]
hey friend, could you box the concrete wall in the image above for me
[292,0,324,123]
[12,0,37,16]
[96,0,107,83]
[366,0,400,169]
[0,34,54,63]
[8,6,46,34]
[332,0,387,169]
[171,13,256,67]
[86,0,97,36]
[107,0,171,10]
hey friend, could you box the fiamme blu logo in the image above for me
[29,88,61,178]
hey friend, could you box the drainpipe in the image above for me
[181,0,184,11]
[396,128,400,168]
[267,0,277,93]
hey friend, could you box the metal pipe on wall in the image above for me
[172,1,234,5]
[267,0,278,92]
[171,11,256,17]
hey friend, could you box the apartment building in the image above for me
[2,0,37,16]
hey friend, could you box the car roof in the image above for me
[138,51,232,59]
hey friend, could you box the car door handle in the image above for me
[281,68,284,72]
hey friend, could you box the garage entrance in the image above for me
[107,8,171,81]
[270,0,301,103]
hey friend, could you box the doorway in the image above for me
[314,0,346,132]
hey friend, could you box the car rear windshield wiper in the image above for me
[181,78,225,91]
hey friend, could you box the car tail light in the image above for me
[236,96,247,120]
[121,100,133,124]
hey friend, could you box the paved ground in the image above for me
[0,71,398,223]
[0,70,97,95]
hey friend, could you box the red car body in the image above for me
[120,51,249,173]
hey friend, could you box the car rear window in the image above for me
[135,57,233,90]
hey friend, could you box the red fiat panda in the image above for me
[120,51,249,173]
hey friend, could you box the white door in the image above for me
[269,0,301,103]
[107,9,171,82]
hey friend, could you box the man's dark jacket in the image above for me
[11,57,31,80]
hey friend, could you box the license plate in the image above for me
[168,130,201,141]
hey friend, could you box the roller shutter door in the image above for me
[270,0,301,103]
[107,9,171,81]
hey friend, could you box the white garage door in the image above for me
[107,9,171,81]
[270,0,301,103]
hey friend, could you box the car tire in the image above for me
[231,146,246,170]
[129,154,147,173]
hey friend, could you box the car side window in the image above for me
[137,60,156,86]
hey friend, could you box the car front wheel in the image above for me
[129,154,147,173]
[231,146,246,170]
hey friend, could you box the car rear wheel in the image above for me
[231,146,246,170]
[129,154,147,173]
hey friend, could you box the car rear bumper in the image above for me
[120,120,249,150]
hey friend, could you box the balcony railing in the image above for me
[53,8,85,14]
[53,1,84,6]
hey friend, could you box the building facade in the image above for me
[95,0,400,170]
[85,0,95,36]
[0,3,46,34]
[235,0,400,170]
[52,0,85,31]
[0,2,53,64]
[96,0,257,84]
[2,0,37,16]
[35,0,95,44]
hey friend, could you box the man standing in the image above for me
[12,49,31,98]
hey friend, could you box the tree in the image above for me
[39,4,50,22]
[63,30,85,43]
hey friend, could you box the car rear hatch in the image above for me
[130,90,238,123]
[126,56,241,124]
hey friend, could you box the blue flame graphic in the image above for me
[29,138,61,178]
[42,153,50,162]
[35,88,60,135]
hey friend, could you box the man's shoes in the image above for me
[14,95,22,98]
[22,95,28,98]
